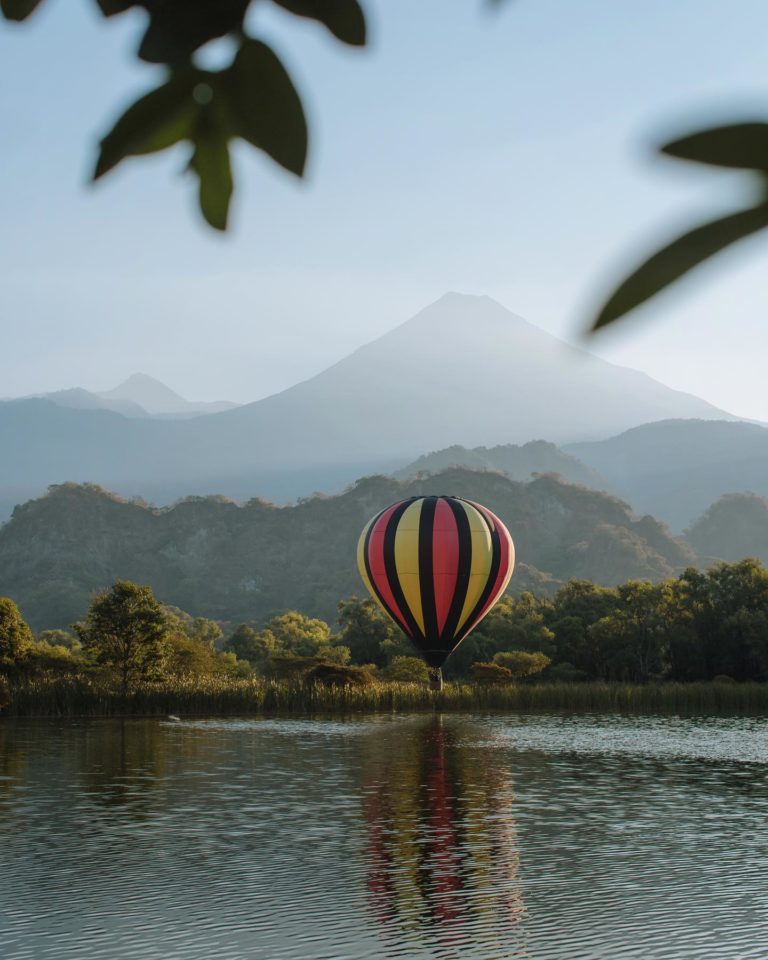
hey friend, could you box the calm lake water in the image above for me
[2,713,768,959]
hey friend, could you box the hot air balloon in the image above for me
[357,496,515,690]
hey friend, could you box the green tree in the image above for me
[0,597,33,672]
[315,644,351,666]
[471,662,513,685]
[76,580,169,695]
[187,617,223,650]
[548,580,620,677]
[37,629,82,652]
[382,656,429,683]
[492,650,551,680]
[262,611,332,656]
[586,581,671,682]
[337,597,405,667]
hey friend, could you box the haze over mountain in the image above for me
[98,373,239,418]
[0,294,739,519]
[17,373,240,420]
[685,493,768,565]
[568,420,768,531]
[396,441,607,490]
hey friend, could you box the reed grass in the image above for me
[4,675,768,718]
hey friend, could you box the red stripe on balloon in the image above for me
[432,497,459,636]
[366,502,413,637]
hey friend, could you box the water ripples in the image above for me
[1,714,768,958]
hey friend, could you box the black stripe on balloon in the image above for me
[455,502,501,643]
[418,496,439,644]
[363,508,413,638]
[440,497,472,644]
[383,499,425,642]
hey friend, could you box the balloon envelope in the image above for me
[357,496,515,668]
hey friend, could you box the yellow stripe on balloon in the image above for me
[455,500,493,637]
[357,516,377,602]
[393,498,425,636]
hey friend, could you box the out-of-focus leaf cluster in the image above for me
[2,0,366,229]
[592,122,768,331]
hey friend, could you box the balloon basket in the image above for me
[428,667,443,693]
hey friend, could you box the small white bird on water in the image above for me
[167,715,181,722]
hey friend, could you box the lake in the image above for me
[2,713,767,959]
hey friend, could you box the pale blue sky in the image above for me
[2,0,767,417]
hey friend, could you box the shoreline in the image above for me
[3,677,768,719]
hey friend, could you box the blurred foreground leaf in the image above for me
[591,120,768,332]
[226,39,307,176]
[592,198,768,331]
[189,127,233,231]
[0,0,44,20]
[662,123,768,170]
[273,0,366,46]
[94,72,197,179]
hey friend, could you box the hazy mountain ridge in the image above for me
[568,419,768,531]
[0,293,738,519]
[11,372,239,421]
[396,440,607,489]
[0,470,696,630]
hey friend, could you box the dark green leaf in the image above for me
[1,0,45,21]
[189,130,233,231]
[591,202,768,331]
[94,0,136,15]
[662,123,768,170]
[226,39,307,176]
[272,0,366,46]
[138,0,250,64]
[94,73,197,180]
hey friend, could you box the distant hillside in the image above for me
[686,493,768,564]
[568,420,768,531]
[0,470,696,630]
[395,441,607,489]
[0,294,736,520]
[22,373,240,420]
[98,373,239,418]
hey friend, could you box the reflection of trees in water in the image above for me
[0,723,27,801]
[75,720,228,814]
[363,716,525,956]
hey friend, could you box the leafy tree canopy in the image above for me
[0,597,33,671]
[75,580,170,693]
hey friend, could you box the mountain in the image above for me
[99,373,239,418]
[685,493,768,564]
[0,294,736,518]
[568,420,768,531]
[395,440,607,489]
[39,388,149,419]
[0,470,696,631]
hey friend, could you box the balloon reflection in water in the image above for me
[362,717,526,956]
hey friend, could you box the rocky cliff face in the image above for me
[0,470,697,630]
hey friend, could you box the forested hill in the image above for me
[0,470,696,630]
[395,441,606,489]
[686,493,768,564]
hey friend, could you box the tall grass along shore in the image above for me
[4,676,768,719]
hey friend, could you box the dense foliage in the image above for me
[0,473,696,631]
[4,559,768,709]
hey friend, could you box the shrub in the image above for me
[492,650,551,679]
[382,656,429,683]
[304,664,374,687]
[545,661,589,683]
[471,662,513,685]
